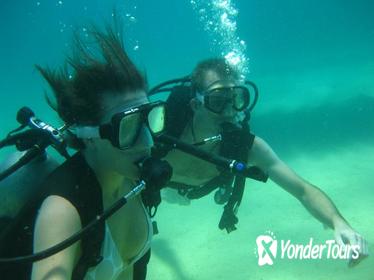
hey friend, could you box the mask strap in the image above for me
[74,126,101,139]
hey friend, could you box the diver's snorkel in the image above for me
[0,155,172,264]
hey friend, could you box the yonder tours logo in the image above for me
[255,231,360,266]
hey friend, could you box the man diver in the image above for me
[153,58,369,266]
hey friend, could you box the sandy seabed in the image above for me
[148,143,374,280]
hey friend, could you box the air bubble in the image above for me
[190,0,249,76]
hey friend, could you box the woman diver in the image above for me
[2,22,167,280]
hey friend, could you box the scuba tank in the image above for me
[0,151,60,248]
[0,105,68,243]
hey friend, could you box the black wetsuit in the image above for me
[0,152,150,280]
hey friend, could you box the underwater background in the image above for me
[0,0,373,279]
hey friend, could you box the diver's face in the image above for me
[197,71,243,122]
[89,91,153,178]
[204,80,238,118]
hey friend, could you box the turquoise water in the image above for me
[0,0,373,279]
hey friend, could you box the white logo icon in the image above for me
[256,232,278,266]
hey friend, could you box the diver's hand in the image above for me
[333,220,369,267]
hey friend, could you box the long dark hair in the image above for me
[36,21,146,126]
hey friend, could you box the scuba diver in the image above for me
[0,23,172,280]
[150,58,369,266]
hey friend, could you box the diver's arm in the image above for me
[249,136,369,265]
[249,136,346,228]
[31,195,82,280]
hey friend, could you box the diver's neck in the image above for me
[94,167,130,206]
[83,151,126,195]
[189,116,221,143]
[96,168,124,189]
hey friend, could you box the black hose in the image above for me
[0,181,145,264]
[148,76,191,96]
[0,147,44,181]
[157,134,267,182]
[245,80,259,111]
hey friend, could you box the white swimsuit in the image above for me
[84,203,152,280]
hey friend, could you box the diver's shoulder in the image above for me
[38,195,81,226]
[248,136,278,166]
[251,136,270,152]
